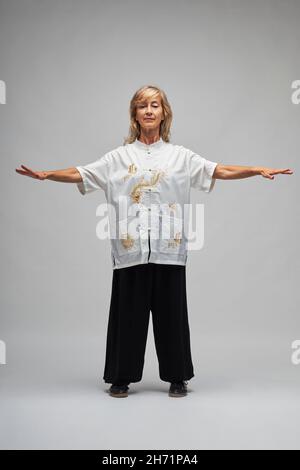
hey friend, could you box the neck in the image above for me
[138,132,161,145]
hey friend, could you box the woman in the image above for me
[15,85,293,399]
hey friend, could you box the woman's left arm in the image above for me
[213,164,294,180]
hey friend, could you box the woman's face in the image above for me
[135,95,164,134]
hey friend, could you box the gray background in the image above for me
[0,0,299,450]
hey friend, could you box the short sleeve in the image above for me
[75,152,111,195]
[186,148,218,193]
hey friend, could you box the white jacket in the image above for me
[76,138,218,270]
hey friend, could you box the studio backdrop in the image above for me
[0,0,299,450]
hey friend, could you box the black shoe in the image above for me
[109,383,130,398]
[168,380,188,398]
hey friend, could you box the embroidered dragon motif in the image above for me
[120,233,135,250]
[168,232,182,248]
[123,164,137,182]
[168,202,177,213]
[130,170,166,203]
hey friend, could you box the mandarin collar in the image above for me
[133,137,165,150]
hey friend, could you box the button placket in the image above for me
[138,150,160,249]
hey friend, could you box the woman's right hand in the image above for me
[15,165,48,180]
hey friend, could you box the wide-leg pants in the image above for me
[103,262,195,384]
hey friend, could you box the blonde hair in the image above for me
[123,85,173,145]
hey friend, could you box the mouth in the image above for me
[144,118,155,121]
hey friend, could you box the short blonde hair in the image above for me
[123,85,173,145]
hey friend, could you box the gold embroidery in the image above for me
[168,232,182,248]
[123,164,137,182]
[120,233,135,250]
[130,170,166,203]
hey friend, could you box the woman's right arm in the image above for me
[15,165,82,183]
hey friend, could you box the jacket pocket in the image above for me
[158,214,185,254]
[116,216,141,256]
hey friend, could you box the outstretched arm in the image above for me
[15,165,82,183]
[213,164,293,180]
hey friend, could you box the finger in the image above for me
[15,169,37,178]
[269,169,289,176]
[16,168,29,175]
[262,172,273,179]
[272,169,293,175]
[21,165,36,175]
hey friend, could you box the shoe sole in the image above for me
[168,392,187,398]
[109,391,128,398]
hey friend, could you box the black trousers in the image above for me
[103,262,195,384]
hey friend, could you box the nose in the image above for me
[146,111,152,116]
[146,104,153,114]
